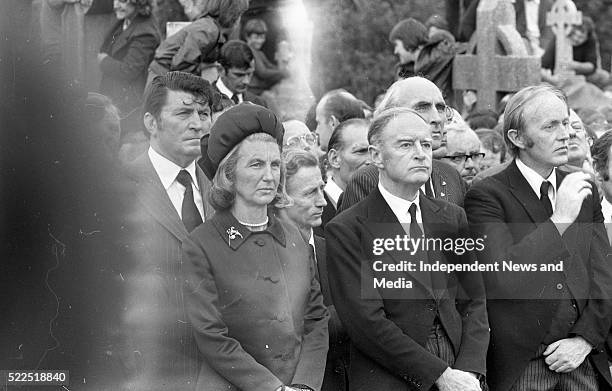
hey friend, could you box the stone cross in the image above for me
[546,0,582,76]
[453,0,541,111]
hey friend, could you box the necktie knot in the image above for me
[176,169,193,189]
[408,203,422,238]
[408,203,418,221]
[540,181,551,199]
[539,180,553,218]
[176,169,202,232]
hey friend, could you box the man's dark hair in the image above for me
[328,118,369,152]
[219,40,254,72]
[320,92,365,124]
[591,130,612,181]
[388,18,428,51]
[466,109,498,130]
[143,71,217,120]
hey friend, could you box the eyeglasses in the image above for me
[414,104,454,123]
[442,152,485,165]
[285,133,318,148]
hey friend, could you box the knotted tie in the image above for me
[540,181,553,218]
[408,203,423,239]
[176,170,203,232]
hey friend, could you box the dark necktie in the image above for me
[408,203,423,239]
[176,170,203,232]
[309,243,319,281]
[540,181,553,218]
[424,179,434,198]
[231,94,239,104]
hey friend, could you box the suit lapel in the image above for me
[506,160,551,224]
[196,165,214,220]
[430,164,448,201]
[365,189,434,297]
[109,18,138,55]
[129,154,189,242]
[420,197,450,297]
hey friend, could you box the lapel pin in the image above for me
[226,226,243,246]
[440,192,446,197]
[442,181,446,186]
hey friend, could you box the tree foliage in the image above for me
[308,0,611,105]
[308,0,445,105]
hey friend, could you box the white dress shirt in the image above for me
[148,147,205,220]
[378,182,423,236]
[308,229,317,264]
[324,177,343,209]
[216,78,243,103]
[516,158,557,212]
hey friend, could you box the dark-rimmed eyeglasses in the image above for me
[285,133,318,148]
[442,152,485,165]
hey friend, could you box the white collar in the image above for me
[515,158,556,199]
[216,78,240,100]
[378,181,420,224]
[308,229,315,247]
[324,177,343,208]
[602,197,612,223]
[148,146,199,191]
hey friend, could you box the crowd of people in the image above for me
[12,0,612,391]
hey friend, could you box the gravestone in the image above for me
[60,0,115,90]
[546,0,582,76]
[453,0,541,111]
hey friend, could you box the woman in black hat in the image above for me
[183,103,329,391]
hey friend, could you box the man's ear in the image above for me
[369,144,384,170]
[506,128,524,150]
[327,148,341,170]
[329,115,340,129]
[143,112,158,137]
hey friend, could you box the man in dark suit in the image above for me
[316,118,371,236]
[121,71,216,390]
[277,149,349,391]
[215,39,268,108]
[465,84,612,391]
[326,107,489,391]
[339,77,467,212]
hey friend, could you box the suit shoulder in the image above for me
[328,196,368,227]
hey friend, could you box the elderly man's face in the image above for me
[283,121,318,152]
[389,78,448,157]
[371,112,432,192]
[567,110,591,166]
[511,92,570,173]
[285,165,327,229]
[333,123,371,187]
[234,140,281,207]
[440,130,482,185]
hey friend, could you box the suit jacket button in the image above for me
[556,283,563,290]
[255,239,265,246]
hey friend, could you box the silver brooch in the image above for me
[226,226,243,246]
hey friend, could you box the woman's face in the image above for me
[233,140,281,208]
[246,33,266,51]
[114,0,136,20]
